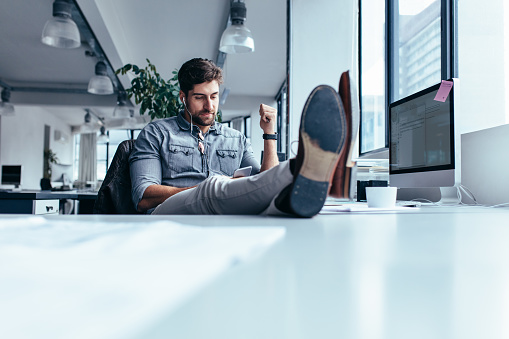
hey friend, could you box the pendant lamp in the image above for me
[42,0,81,49]
[219,1,255,54]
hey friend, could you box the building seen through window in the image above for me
[360,0,444,154]
[396,0,441,101]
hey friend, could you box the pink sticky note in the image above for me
[434,80,453,102]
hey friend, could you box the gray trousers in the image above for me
[152,161,293,215]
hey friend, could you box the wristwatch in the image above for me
[263,133,277,140]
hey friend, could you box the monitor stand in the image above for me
[11,185,22,192]
[438,186,461,205]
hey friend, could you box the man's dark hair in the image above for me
[178,58,223,95]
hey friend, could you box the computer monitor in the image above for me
[389,79,460,202]
[1,165,23,189]
[51,163,73,188]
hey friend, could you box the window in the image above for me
[389,0,444,102]
[74,129,140,182]
[101,129,140,180]
[244,116,251,145]
[359,0,455,155]
[73,134,80,180]
[97,133,108,180]
[359,0,386,154]
[276,80,288,155]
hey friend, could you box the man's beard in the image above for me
[191,110,216,126]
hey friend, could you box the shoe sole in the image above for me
[290,85,347,217]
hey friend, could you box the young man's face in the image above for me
[181,80,220,128]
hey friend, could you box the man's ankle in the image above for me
[274,184,294,215]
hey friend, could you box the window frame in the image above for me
[358,0,456,157]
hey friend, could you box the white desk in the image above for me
[1,206,509,339]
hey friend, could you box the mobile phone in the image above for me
[233,166,252,178]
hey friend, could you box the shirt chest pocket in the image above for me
[216,150,240,176]
[167,144,194,173]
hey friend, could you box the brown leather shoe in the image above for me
[276,85,348,217]
[329,71,357,199]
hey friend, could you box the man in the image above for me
[130,58,351,217]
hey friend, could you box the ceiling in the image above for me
[0,0,286,128]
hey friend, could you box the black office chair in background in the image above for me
[93,139,139,214]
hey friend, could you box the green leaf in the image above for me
[118,60,182,122]
[141,97,152,113]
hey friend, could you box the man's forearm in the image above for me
[258,104,279,172]
[137,184,195,212]
[260,139,279,172]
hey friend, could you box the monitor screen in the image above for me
[389,79,459,188]
[1,165,22,187]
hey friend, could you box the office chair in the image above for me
[93,139,139,214]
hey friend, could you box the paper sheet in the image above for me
[320,204,418,214]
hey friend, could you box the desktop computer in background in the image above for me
[51,163,73,191]
[389,79,461,203]
[1,165,23,191]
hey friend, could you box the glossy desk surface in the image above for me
[1,206,509,339]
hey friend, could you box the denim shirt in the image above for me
[129,111,260,211]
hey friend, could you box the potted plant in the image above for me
[41,148,58,190]
[116,59,222,121]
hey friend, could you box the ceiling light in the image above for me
[219,1,255,54]
[113,91,131,117]
[41,0,81,49]
[84,110,92,124]
[81,109,96,133]
[97,126,109,144]
[88,61,114,95]
[0,88,15,116]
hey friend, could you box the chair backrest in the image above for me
[93,139,139,214]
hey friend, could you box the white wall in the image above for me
[0,106,73,189]
[289,0,358,145]
[457,0,508,134]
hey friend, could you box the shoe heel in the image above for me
[290,175,329,218]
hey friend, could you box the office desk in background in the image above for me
[1,206,509,339]
[0,190,98,215]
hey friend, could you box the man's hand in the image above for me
[259,104,277,134]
